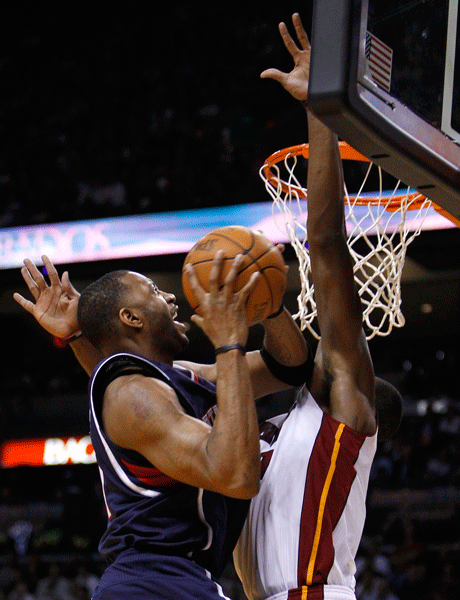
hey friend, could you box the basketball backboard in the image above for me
[308,0,460,222]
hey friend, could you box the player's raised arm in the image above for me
[305,99,375,434]
[262,13,376,434]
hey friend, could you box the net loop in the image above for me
[260,142,433,340]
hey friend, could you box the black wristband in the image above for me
[300,98,309,108]
[260,345,314,387]
[266,303,284,319]
[214,344,246,356]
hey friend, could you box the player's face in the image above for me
[122,272,189,355]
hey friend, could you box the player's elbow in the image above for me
[240,472,261,498]
[217,468,260,499]
[226,477,260,499]
[238,485,260,500]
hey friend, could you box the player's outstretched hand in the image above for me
[13,255,80,339]
[184,250,259,349]
[260,13,310,104]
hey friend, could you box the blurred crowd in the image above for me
[0,2,307,230]
[0,557,98,600]
[0,2,445,230]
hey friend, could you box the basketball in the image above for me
[181,226,287,325]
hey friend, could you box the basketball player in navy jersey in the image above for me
[14,251,310,600]
[233,14,402,600]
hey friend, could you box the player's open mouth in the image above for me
[171,306,189,331]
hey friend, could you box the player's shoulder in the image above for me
[103,369,184,446]
[106,370,177,408]
[96,353,181,416]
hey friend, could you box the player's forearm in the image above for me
[209,349,260,498]
[306,110,346,240]
[262,306,308,366]
[305,109,364,343]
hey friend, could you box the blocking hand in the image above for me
[260,13,311,104]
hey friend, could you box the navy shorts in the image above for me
[92,550,231,600]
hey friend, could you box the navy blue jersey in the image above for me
[89,352,249,579]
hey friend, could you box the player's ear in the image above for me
[119,307,143,330]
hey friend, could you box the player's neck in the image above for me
[102,338,175,366]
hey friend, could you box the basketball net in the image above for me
[260,141,437,340]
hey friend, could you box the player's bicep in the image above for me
[105,376,215,489]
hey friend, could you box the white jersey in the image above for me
[233,389,377,600]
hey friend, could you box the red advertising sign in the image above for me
[0,436,96,467]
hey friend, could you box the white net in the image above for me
[260,144,433,340]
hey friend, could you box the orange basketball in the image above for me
[182,226,287,326]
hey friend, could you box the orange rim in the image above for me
[261,141,429,209]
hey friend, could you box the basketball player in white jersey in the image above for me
[233,14,382,600]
